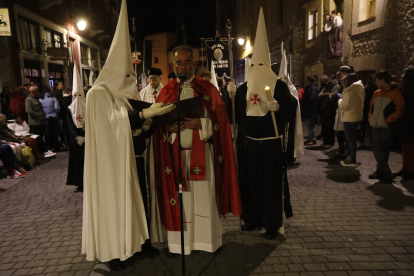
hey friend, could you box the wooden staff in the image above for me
[265,86,286,235]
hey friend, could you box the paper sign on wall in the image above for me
[0,8,11,36]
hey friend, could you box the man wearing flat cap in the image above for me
[140,68,164,103]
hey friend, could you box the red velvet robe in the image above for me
[153,75,242,231]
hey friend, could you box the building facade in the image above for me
[0,0,121,92]
[221,0,414,86]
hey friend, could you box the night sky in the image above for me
[127,0,217,45]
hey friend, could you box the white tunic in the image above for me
[166,84,222,255]
[139,83,164,104]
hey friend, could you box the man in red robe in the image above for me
[152,45,241,255]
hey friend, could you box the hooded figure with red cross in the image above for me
[228,7,296,239]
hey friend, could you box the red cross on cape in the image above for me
[152,75,242,231]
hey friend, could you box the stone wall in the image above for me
[292,9,305,85]
[351,28,384,58]
[383,0,414,76]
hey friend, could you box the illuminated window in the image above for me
[308,10,318,40]
[80,43,89,65]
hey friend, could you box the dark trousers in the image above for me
[35,136,46,155]
[0,145,18,169]
[30,124,46,138]
[359,119,369,145]
[371,127,393,176]
[322,125,336,145]
[343,122,360,161]
[336,131,348,153]
[61,118,70,145]
[45,117,60,151]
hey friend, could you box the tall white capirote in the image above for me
[246,7,279,117]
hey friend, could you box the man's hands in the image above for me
[142,103,175,119]
[167,118,202,133]
[267,100,280,112]
[76,136,85,146]
[227,81,237,99]
[183,118,202,130]
[167,122,185,133]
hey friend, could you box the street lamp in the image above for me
[77,20,86,31]
[238,38,245,46]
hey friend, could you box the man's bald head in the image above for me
[29,85,40,98]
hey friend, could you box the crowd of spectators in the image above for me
[0,81,73,178]
[300,65,414,180]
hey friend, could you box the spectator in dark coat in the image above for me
[318,74,341,148]
[301,76,319,145]
[60,87,73,147]
[359,74,377,147]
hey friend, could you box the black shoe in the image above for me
[108,259,126,271]
[166,251,180,258]
[394,168,408,177]
[142,241,160,258]
[264,230,278,240]
[241,223,256,231]
[380,174,395,182]
[369,172,381,179]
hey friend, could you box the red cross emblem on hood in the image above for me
[76,115,83,121]
[249,93,262,106]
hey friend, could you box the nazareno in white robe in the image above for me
[163,84,222,255]
[82,86,148,262]
[81,0,148,262]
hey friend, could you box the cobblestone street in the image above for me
[1,141,413,276]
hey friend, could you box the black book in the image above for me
[128,98,152,111]
[128,96,204,124]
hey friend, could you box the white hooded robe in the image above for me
[82,0,148,262]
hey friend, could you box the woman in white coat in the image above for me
[338,74,365,167]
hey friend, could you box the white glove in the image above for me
[267,100,280,112]
[227,81,237,99]
[142,103,175,118]
[76,136,85,146]
[142,118,153,132]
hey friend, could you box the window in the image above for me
[359,0,377,22]
[154,57,158,64]
[68,38,75,62]
[277,0,284,27]
[80,43,89,65]
[91,48,98,66]
[368,0,376,18]
[44,29,63,48]
[19,18,40,53]
[308,10,318,40]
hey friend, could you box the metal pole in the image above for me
[177,80,185,276]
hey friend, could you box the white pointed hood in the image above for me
[279,47,288,81]
[210,60,219,90]
[68,62,86,128]
[91,0,135,99]
[246,7,279,117]
[244,57,251,82]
